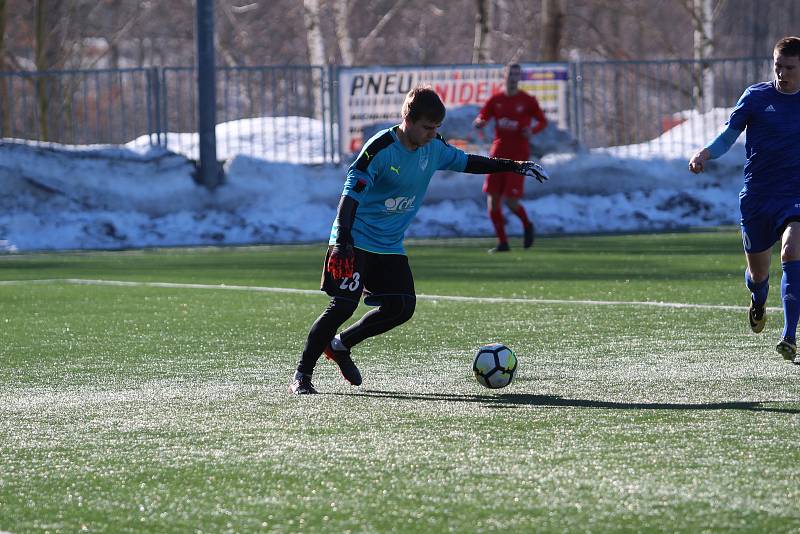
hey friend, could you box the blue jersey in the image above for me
[728,81,800,196]
[329,126,468,254]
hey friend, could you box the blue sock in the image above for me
[745,270,769,307]
[781,261,800,343]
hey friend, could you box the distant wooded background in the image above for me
[1,0,797,73]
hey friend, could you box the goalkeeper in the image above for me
[289,86,548,394]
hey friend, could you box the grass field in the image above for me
[2,230,799,533]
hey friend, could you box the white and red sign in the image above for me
[338,63,569,156]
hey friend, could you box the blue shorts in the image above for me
[739,192,800,253]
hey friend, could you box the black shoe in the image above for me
[523,222,535,249]
[748,300,766,333]
[288,372,318,395]
[488,242,510,253]
[776,337,797,361]
[323,343,362,386]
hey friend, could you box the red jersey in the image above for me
[477,90,548,159]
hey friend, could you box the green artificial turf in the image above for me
[1,231,798,533]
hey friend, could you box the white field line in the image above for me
[0,278,779,312]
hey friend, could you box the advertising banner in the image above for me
[338,63,569,156]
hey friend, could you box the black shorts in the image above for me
[320,246,415,306]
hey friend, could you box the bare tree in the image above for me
[0,1,787,77]
[472,0,493,63]
[333,0,355,65]
[354,0,407,63]
[303,0,325,118]
[0,0,7,135]
[539,0,565,61]
[217,2,250,67]
[34,0,48,140]
[0,0,5,72]
[303,0,326,66]
[686,0,715,111]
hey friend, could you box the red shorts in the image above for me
[483,171,525,198]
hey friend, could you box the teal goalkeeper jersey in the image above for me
[329,126,468,254]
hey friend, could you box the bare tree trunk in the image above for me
[303,0,325,118]
[0,0,8,136]
[333,0,354,66]
[540,0,566,61]
[303,0,326,66]
[472,0,492,63]
[0,0,5,73]
[35,0,49,141]
[691,0,714,112]
[217,2,242,67]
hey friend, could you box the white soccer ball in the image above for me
[473,343,518,389]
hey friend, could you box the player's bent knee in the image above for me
[781,242,800,262]
[383,295,416,326]
[400,295,417,324]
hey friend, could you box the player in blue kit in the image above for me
[289,86,549,394]
[689,36,800,364]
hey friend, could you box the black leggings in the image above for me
[297,294,416,375]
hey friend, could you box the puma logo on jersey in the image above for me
[390,165,400,175]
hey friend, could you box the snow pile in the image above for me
[0,107,742,251]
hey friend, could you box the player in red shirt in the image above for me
[474,63,548,252]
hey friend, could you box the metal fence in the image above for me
[0,65,334,163]
[159,65,335,163]
[0,67,161,146]
[571,57,773,157]
[0,58,773,164]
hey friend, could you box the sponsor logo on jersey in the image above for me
[419,153,429,170]
[353,178,367,192]
[765,104,776,112]
[497,117,519,129]
[390,165,400,175]
[384,195,416,213]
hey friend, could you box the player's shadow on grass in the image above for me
[333,389,800,414]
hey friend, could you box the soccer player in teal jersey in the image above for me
[289,86,549,394]
[689,36,800,363]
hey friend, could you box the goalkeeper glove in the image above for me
[517,161,549,183]
[327,227,355,279]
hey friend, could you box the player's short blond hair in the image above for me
[401,86,446,124]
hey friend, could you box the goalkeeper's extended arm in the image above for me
[463,155,549,183]
[327,195,358,279]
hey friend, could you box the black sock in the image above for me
[296,297,358,376]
